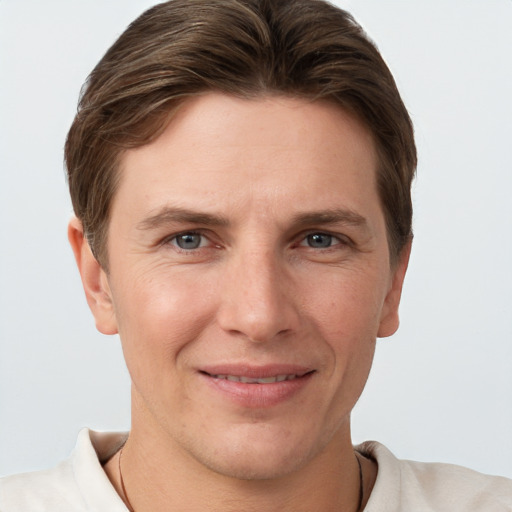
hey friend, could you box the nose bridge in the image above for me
[217,241,297,342]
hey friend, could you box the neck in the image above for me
[112,435,365,511]
[104,393,374,512]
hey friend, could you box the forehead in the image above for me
[114,93,380,222]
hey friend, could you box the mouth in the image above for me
[203,372,312,384]
[198,366,315,408]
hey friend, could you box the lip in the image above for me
[198,364,315,408]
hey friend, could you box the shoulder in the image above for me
[0,459,85,511]
[358,441,512,512]
[0,429,128,512]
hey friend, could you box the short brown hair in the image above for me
[65,0,416,267]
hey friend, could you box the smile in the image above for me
[199,368,315,408]
[209,374,302,384]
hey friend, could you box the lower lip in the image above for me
[199,372,314,408]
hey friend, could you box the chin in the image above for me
[182,422,329,481]
[200,447,312,481]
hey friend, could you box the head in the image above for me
[65,0,416,270]
[66,0,416,483]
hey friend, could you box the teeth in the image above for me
[212,374,298,383]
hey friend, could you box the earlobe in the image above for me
[68,217,118,335]
[377,240,412,338]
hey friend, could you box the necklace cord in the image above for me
[356,452,364,512]
[119,446,135,512]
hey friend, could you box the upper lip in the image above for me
[199,364,314,379]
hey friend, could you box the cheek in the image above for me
[110,266,218,376]
[303,267,387,346]
[300,267,385,396]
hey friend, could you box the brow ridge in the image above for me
[291,208,368,228]
[137,206,230,231]
[137,206,369,232]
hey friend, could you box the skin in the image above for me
[69,93,410,511]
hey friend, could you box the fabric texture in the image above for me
[1,429,511,511]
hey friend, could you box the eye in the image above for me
[301,232,337,249]
[170,232,207,250]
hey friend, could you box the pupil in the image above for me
[177,233,200,249]
[308,233,332,248]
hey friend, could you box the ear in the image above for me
[377,240,412,338]
[68,217,118,335]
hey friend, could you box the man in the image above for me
[1,0,510,510]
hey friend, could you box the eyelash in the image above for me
[296,231,348,250]
[164,231,214,251]
[163,230,350,253]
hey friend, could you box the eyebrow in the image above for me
[137,206,230,231]
[137,206,369,232]
[290,209,369,229]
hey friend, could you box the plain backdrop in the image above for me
[1,0,511,478]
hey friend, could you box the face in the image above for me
[71,93,409,480]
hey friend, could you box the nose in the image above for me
[216,246,300,343]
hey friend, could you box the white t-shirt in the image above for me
[1,429,511,511]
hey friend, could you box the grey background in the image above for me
[1,0,511,477]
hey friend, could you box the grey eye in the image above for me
[175,233,203,249]
[306,233,333,248]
